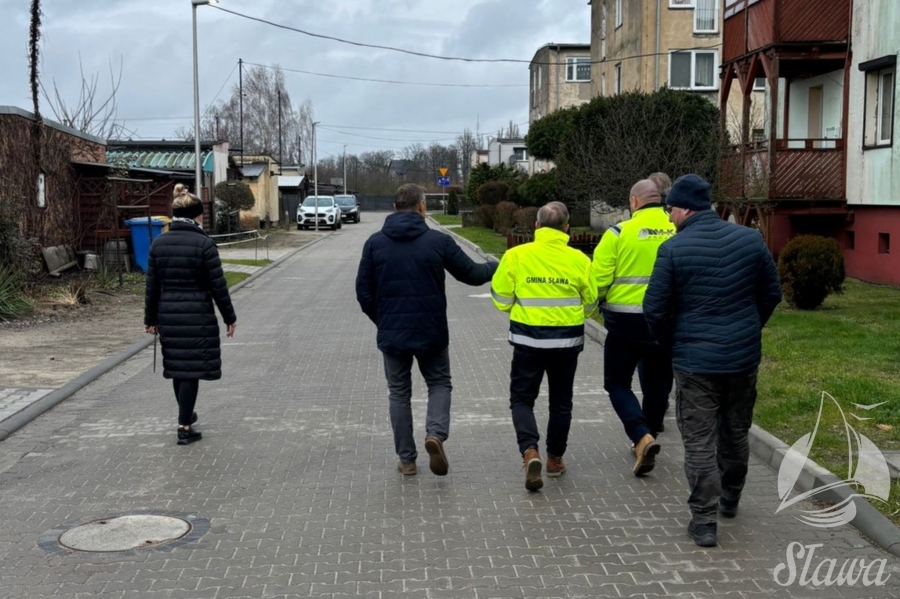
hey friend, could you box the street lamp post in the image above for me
[343,144,347,194]
[313,121,320,232]
[191,0,218,199]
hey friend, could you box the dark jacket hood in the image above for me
[382,211,429,242]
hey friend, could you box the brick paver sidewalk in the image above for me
[0,215,897,599]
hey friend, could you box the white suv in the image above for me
[297,196,342,230]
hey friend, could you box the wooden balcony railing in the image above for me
[720,139,845,201]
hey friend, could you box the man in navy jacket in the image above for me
[356,184,497,477]
[644,174,782,547]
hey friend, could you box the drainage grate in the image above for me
[57,515,191,552]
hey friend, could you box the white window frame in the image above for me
[753,77,766,91]
[864,64,896,149]
[693,0,719,34]
[668,50,719,91]
[669,0,692,7]
[566,57,592,83]
[615,0,623,28]
[877,70,895,145]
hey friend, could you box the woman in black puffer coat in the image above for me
[144,184,237,445]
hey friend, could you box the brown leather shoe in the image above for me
[523,447,543,491]
[424,436,449,476]
[633,433,660,476]
[546,455,566,477]
[397,461,417,476]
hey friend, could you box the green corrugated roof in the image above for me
[106,150,214,173]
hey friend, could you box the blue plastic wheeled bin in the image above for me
[124,217,167,273]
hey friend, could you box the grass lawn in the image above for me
[430,214,461,226]
[759,278,900,524]
[221,259,273,267]
[452,226,509,258]
[224,272,251,287]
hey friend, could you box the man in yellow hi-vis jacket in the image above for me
[491,202,598,492]
[591,179,675,477]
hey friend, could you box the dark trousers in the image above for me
[604,331,673,444]
[509,346,580,457]
[382,348,452,464]
[172,379,199,426]
[675,369,758,524]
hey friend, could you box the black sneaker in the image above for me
[719,497,739,518]
[177,427,202,445]
[687,520,718,547]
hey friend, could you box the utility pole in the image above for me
[238,58,243,169]
[277,88,283,167]
[313,121,320,232]
[343,144,347,193]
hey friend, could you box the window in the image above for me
[566,57,591,82]
[862,56,896,148]
[601,72,607,96]
[845,231,855,251]
[669,0,692,7]
[753,77,766,91]
[879,232,891,254]
[615,0,622,28]
[752,128,766,143]
[512,147,528,162]
[669,50,718,90]
[694,0,718,33]
[531,69,536,108]
[538,65,542,91]
[615,63,622,94]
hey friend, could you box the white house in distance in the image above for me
[470,137,530,173]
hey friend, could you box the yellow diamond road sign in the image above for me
[439,168,448,177]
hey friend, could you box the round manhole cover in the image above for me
[58,515,191,552]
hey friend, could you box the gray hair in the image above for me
[537,201,569,231]
[648,172,672,197]
[395,184,425,211]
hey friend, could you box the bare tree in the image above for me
[191,65,314,164]
[453,128,482,188]
[41,58,125,139]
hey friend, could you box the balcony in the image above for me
[721,139,845,201]
[723,0,850,65]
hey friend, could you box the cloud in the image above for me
[0,0,590,150]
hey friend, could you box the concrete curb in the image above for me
[0,232,332,443]
[434,217,900,558]
[748,424,900,558]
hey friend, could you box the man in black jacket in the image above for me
[356,184,497,477]
[644,175,782,547]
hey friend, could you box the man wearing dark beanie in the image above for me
[643,174,782,547]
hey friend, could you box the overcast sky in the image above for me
[0,0,589,157]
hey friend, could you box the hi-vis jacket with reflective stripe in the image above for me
[491,227,597,350]
[591,204,674,341]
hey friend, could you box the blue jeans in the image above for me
[509,346,581,457]
[603,331,673,444]
[382,348,452,464]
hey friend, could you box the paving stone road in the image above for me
[0,213,897,599]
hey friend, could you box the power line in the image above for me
[319,126,458,144]
[211,5,721,66]
[244,61,526,89]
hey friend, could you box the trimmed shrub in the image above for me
[514,207,539,234]
[473,205,496,229]
[447,190,459,215]
[778,235,844,310]
[494,201,519,235]
[477,181,509,206]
